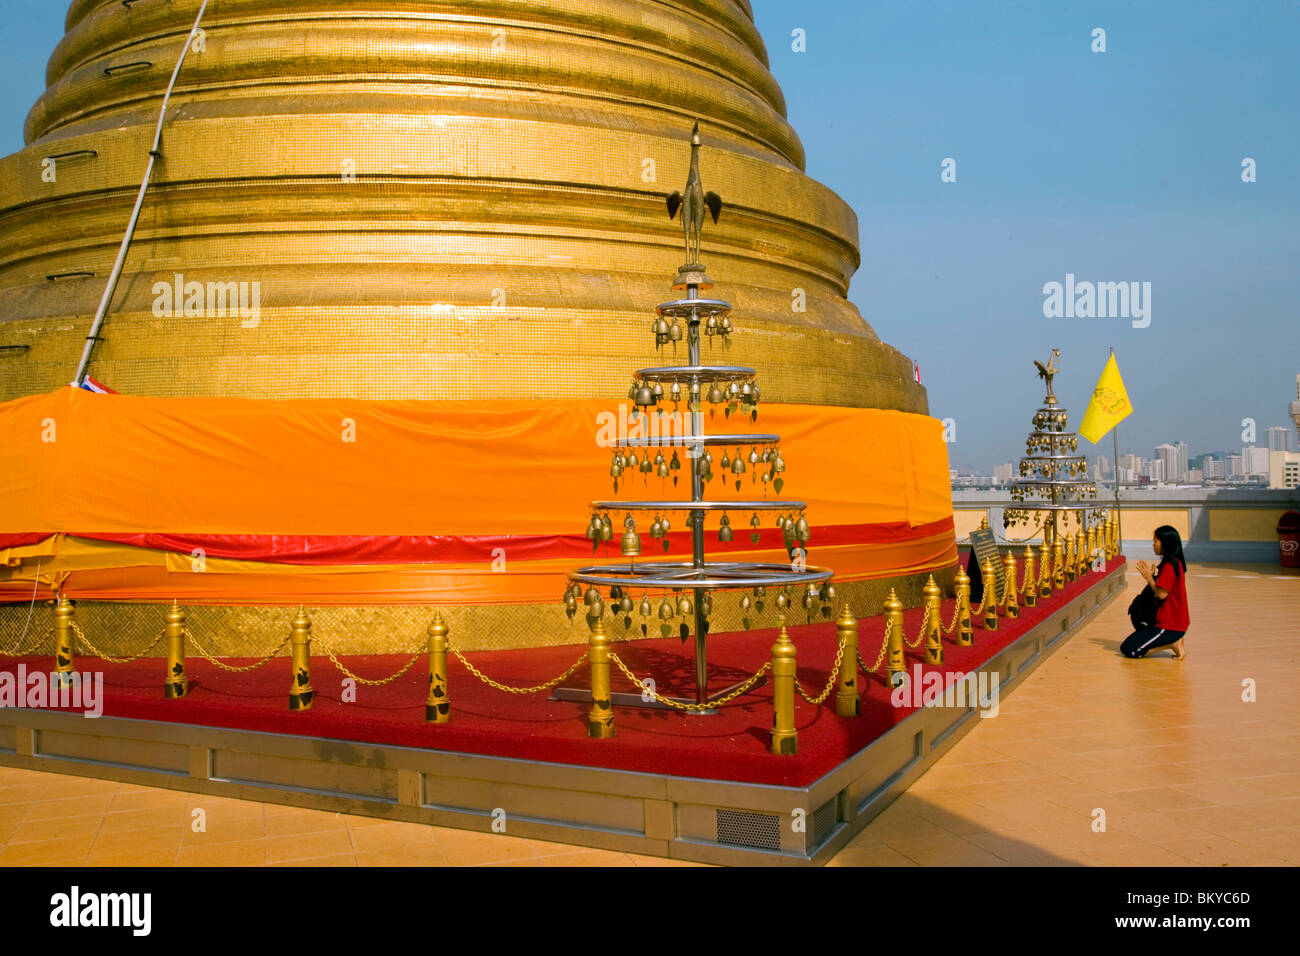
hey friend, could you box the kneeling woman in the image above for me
[1122,525,1190,659]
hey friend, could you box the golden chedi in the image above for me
[0,2,957,655]
[0,0,923,413]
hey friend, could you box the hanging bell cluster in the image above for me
[701,311,733,340]
[584,511,614,545]
[778,511,812,550]
[694,443,785,491]
[652,314,685,348]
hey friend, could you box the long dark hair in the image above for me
[1154,525,1186,578]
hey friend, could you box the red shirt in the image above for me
[1155,562,1190,631]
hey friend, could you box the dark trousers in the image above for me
[1120,625,1186,658]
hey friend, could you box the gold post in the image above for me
[980,557,999,630]
[954,564,973,646]
[833,606,860,717]
[884,588,906,686]
[586,614,615,739]
[769,618,797,754]
[163,600,188,699]
[923,575,943,666]
[1038,541,1052,598]
[1074,529,1086,576]
[1002,551,1019,619]
[1021,545,1037,608]
[1053,536,1066,591]
[1085,524,1096,571]
[53,595,75,689]
[425,611,450,723]
[289,608,315,711]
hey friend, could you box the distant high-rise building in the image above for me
[1175,441,1189,481]
[1228,453,1244,477]
[1096,455,1110,480]
[1145,459,1165,483]
[1292,375,1300,446]
[1155,444,1179,483]
[1242,446,1271,476]
[1204,457,1227,480]
[994,463,1013,485]
[1267,426,1294,452]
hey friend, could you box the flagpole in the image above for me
[1110,346,1122,555]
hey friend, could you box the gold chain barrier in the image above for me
[856,617,893,675]
[793,635,847,706]
[313,632,422,687]
[184,627,290,673]
[71,620,165,665]
[608,652,770,712]
[448,640,589,696]
[0,627,52,658]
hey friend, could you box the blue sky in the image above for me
[2,1,1297,470]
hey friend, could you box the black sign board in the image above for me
[966,528,1007,604]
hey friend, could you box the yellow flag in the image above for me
[1079,353,1132,443]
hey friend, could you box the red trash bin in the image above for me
[1279,511,1300,569]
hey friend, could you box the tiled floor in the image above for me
[1,562,1296,866]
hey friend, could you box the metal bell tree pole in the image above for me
[558,122,835,712]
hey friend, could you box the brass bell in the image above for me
[702,594,713,616]
[650,516,664,538]
[600,513,613,541]
[654,317,669,337]
[564,595,577,615]
[635,384,654,407]
[619,594,634,615]
[731,456,745,475]
[621,518,641,557]
[610,585,623,600]
[627,384,637,400]
[748,447,760,465]
[670,382,682,403]
[776,591,789,610]
[658,597,674,620]
[720,451,731,471]
[795,516,810,539]
[750,513,761,529]
[741,382,753,401]
[639,596,652,617]
[677,595,693,616]
[707,383,724,404]
[773,454,786,474]
[640,456,652,474]
[660,516,671,534]
[720,317,732,335]
[588,595,604,618]
[584,586,600,606]
[657,460,670,478]
[651,381,663,401]
[740,593,752,612]
[669,321,683,342]
[718,514,733,542]
[706,314,718,333]
[610,462,622,478]
[625,450,638,470]
[824,583,837,605]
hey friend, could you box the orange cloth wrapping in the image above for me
[0,388,955,604]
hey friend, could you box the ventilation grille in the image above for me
[716,808,781,851]
[811,797,839,845]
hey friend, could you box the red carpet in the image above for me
[1,560,1120,787]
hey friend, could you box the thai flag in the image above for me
[75,376,117,394]
[913,361,921,384]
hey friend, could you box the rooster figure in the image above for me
[1034,348,1061,404]
[666,122,722,268]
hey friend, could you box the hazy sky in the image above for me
[1,1,1296,471]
